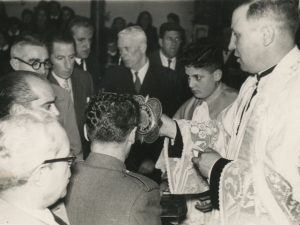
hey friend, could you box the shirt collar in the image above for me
[52,71,71,87]
[85,152,126,171]
[75,57,87,71]
[130,58,149,84]
[159,49,176,70]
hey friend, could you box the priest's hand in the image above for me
[138,159,155,174]
[191,148,222,178]
[159,114,176,139]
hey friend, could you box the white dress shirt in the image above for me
[75,57,87,71]
[52,71,74,103]
[130,58,150,85]
[159,50,176,70]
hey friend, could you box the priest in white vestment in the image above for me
[158,1,300,225]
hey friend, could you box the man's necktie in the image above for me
[168,59,172,68]
[134,71,141,93]
[236,65,276,135]
[62,79,71,94]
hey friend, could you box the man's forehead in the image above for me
[52,42,75,54]
[231,4,249,29]
[164,30,181,37]
[118,35,133,46]
[21,45,48,59]
[73,26,93,38]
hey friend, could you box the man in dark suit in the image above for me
[65,92,162,225]
[104,26,187,183]
[148,22,192,101]
[10,33,82,159]
[67,16,102,92]
[47,32,94,159]
[148,22,184,71]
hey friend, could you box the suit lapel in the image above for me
[48,72,60,86]
[71,70,84,109]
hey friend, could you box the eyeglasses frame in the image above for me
[13,57,53,70]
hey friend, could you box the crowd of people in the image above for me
[0,0,300,225]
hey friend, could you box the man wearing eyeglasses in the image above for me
[148,22,184,72]
[9,33,82,159]
[0,109,74,224]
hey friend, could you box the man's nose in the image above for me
[188,78,194,88]
[228,34,236,51]
[84,40,91,50]
[65,59,72,69]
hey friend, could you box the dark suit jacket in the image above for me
[48,68,94,159]
[75,52,102,93]
[104,62,185,117]
[50,84,82,156]
[148,49,183,72]
[103,62,189,182]
[148,50,193,102]
[65,152,162,225]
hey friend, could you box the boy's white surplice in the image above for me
[157,47,300,225]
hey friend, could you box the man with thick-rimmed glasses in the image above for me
[0,109,74,224]
[9,32,82,159]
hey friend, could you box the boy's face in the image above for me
[185,66,220,99]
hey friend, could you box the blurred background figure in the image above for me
[47,0,61,30]
[7,17,22,46]
[0,0,8,32]
[0,30,12,77]
[30,3,56,38]
[136,11,159,53]
[59,6,75,30]
[110,17,126,41]
[21,9,33,32]
[167,12,186,48]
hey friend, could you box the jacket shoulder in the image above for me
[123,169,159,192]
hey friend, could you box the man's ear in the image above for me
[262,24,274,46]
[140,43,147,54]
[31,165,47,187]
[10,58,19,70]
[84,124,89,141]
[9,104,26,115]
[159,38,163,48]
[213,69,222,82]
[128,126,137,144]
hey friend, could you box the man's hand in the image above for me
[159,114,176,139]
[191,148,222,178]
[138,159,155,174]
[159,181,170,196]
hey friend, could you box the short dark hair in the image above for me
[244,0,299,36]
[167,13,180,24]
[47,31,75,55]
[67,16,94,36]
[180,37,223,73]
[86,92,140,143]
[0,71,47,118]
[159,22,183,39]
